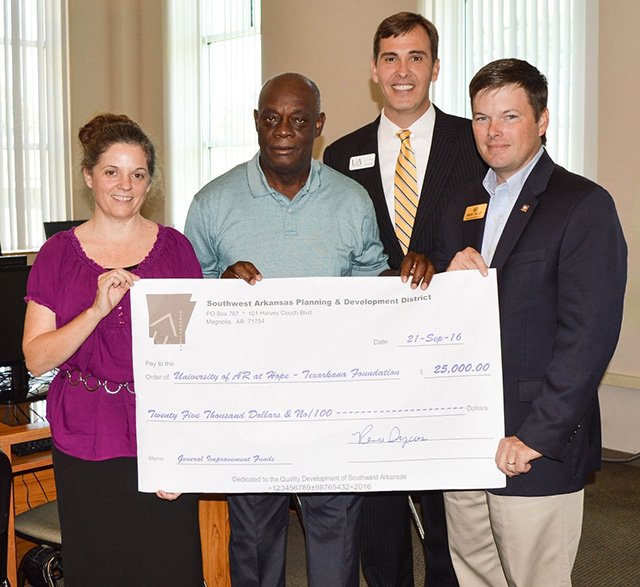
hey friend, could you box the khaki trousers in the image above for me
[443,489,584,587]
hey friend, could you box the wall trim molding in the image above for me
[602,372,640,391]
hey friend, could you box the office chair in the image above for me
[1,450,12,587]
[14,500,62,587]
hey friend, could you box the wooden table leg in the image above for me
[199,494,230,587]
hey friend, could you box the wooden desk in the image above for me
[0,421,231,586]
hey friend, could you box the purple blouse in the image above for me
[26,225,203,461]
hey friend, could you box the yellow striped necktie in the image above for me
[394,129,419,254]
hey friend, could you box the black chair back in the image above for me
[0,450,12,586]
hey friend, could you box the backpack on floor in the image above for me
[18,544,63,587]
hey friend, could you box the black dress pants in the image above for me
[228,492,362,587]
[360,491,459,587]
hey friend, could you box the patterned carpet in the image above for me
[285,461,640,586]
[573,460,640,586]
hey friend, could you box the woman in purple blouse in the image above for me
[23,114,204,586]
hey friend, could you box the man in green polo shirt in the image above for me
[185,72,431,587]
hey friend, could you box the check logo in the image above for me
[146,294,197,344]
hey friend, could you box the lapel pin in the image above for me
[520,204,530,213]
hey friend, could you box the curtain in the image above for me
[422,0,596,176]
[0,0,70,253]
[165,0,261,231]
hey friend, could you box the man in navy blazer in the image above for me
[434,58,627,586]
[324,12,486,587]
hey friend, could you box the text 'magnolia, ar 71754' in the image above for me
[131,271,505,493]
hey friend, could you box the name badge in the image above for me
[463,203,487,221]
[349,153,376,170]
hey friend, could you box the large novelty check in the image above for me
[131,271,505,493]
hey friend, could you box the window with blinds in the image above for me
[165,0,261,231]
[0,0,70,253]
[422,0,596,176]
[201,0,261,182]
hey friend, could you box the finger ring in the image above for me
[506,461,516,465]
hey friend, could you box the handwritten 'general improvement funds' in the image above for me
[131,271,505,493]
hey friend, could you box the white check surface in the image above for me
[131,271,505,493]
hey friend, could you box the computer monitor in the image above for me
[0,264,32,402]
[0,255,28,268]
[43,219,86,239]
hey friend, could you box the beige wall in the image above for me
[262,0,418,157]
[65,1,639,449]
[596,0,640,453]
[597,0,639,380]
[68,0,165,222]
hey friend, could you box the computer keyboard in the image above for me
[11,437,52,457]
